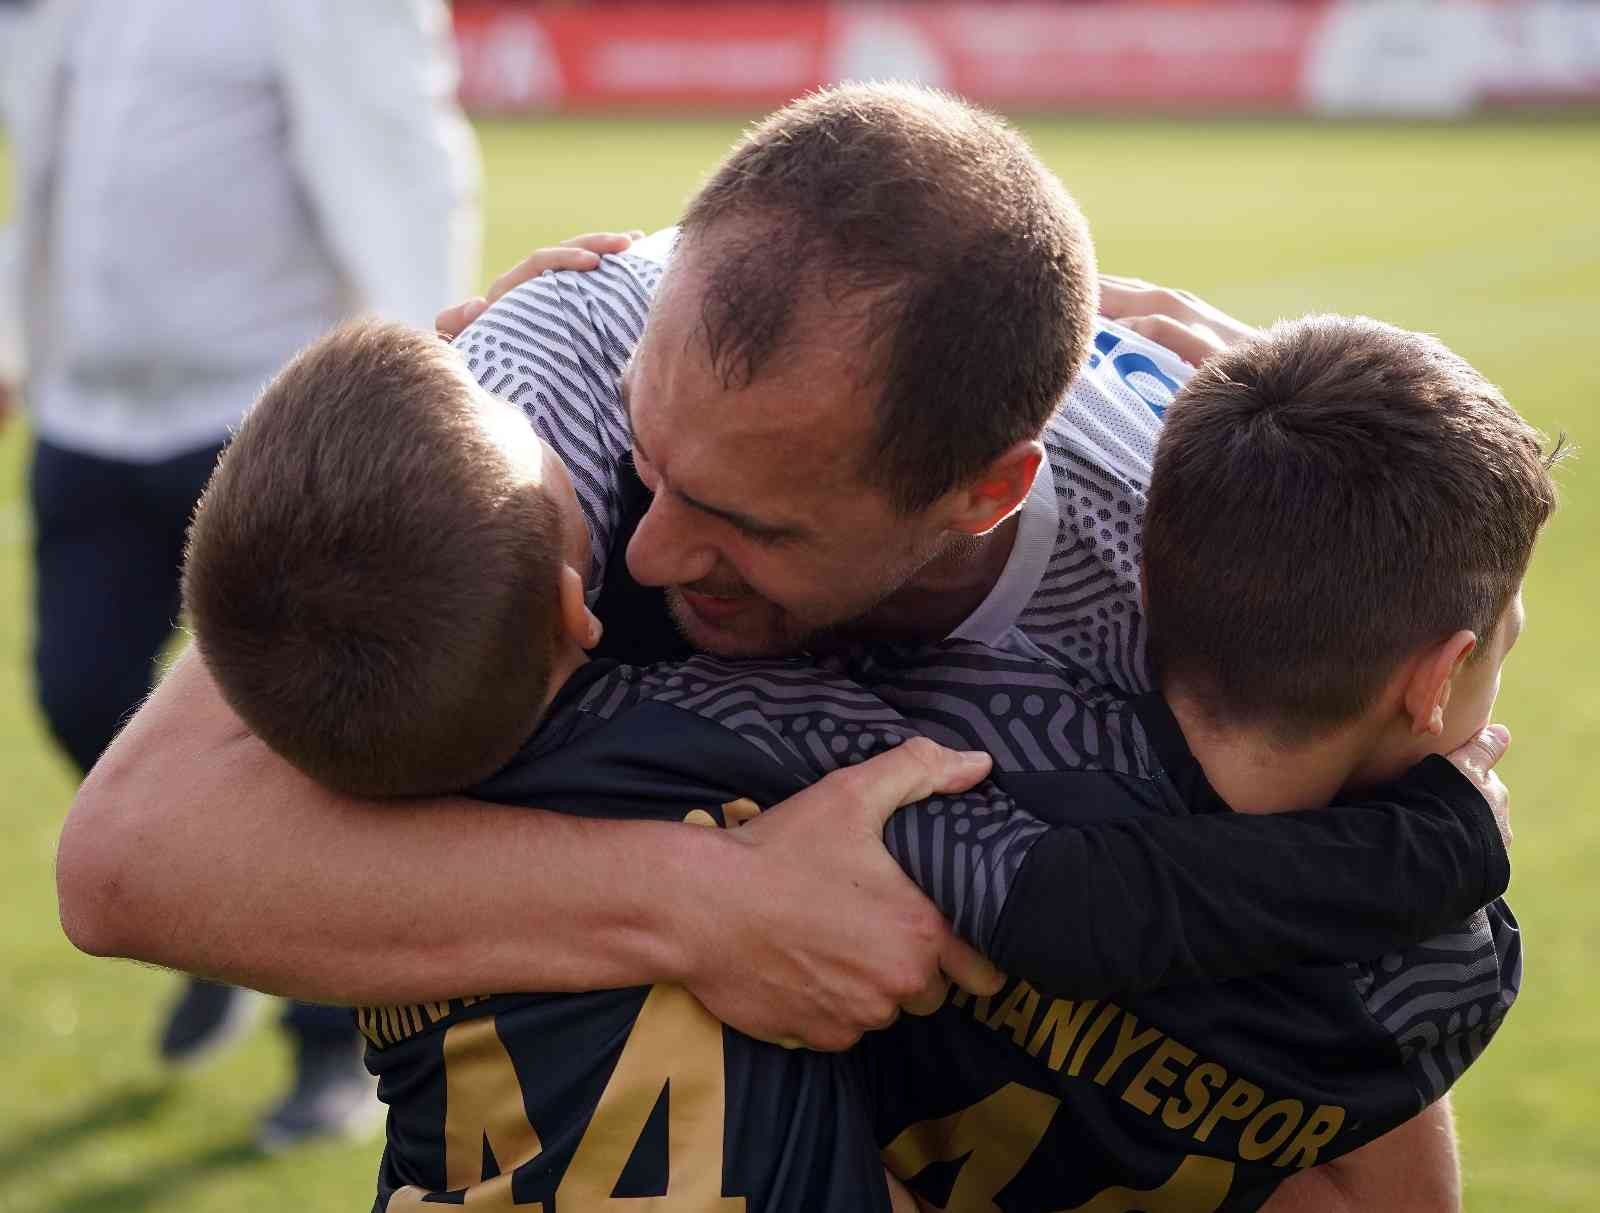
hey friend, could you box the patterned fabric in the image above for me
[454,254,661,586]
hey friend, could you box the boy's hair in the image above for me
[183,320,563,797]
[1145,314,1560,736]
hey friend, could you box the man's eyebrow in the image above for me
[618,367,808,542]
[677,487,810,543]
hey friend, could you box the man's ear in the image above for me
[557,564,603,651]
[1402,629,1477,737]
[945,441,1044,536]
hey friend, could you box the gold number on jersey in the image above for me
[387,987,742,1210]
[555,983,745,1210]
[885,1084,1232,1213]
[387,1015,544,1209]
[883,1082,1060,1212]
[1060,1154,1233,1213]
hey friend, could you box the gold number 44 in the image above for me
[387,985,745,1210]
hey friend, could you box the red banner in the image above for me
[452,1,1600,116]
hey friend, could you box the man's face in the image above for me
[619,261,952,657]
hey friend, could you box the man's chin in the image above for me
[666,589,803,659]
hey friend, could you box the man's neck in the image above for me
[855,514,1021,644]
[1165,688,1376,816]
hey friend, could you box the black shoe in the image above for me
[157,978,264,1067]
[256,1037,383,1153]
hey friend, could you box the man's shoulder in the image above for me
[455,253,662,384]
[1005,321,1192,690]
[845,641,1160,784]
[626,654,922,781]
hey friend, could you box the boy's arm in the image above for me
[979,745,1510,997]
[56,647,995,1049]
[1261,1100,1460,1213]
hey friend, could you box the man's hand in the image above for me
[680,738,1006,1051]
[435,230,645,338]
[1445,724,1512,850]
[1098,273,1262,366]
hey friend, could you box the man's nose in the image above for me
[625,495,716,589]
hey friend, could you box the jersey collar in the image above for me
[946,456,1060,646]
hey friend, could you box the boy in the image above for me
[859,314,1551,1210]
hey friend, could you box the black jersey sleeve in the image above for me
[990,756,1508,998]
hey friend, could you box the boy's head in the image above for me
[1145,314,1560,782]
[183,320,596,798]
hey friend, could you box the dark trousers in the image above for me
[31,437,351,1044]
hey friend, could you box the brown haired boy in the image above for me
[860,313,1552,1211]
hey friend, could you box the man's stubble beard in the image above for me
[663,532,971,659]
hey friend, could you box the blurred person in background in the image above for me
[0,0,481,1149]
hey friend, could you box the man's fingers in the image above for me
[941,935,1005,999]
[833,738,993,832]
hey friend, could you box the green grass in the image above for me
[1,116,1596,1211]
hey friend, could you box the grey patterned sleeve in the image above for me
[637,656,1052,954]
[1353,898,1521,1107]
[453,254,661,589]
[881,786,1050,955]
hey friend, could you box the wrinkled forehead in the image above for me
[631,258,886,499]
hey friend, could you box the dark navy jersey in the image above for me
[842,645,1520,1213]
[364,659,902,1213]
[361,649,1513,1212]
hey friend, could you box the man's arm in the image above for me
[57,647,998,1049]
[1261,1100,1460,1213]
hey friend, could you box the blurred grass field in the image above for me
[1,116,1596,1212]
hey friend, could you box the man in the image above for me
[4,0,480,1145]
[56,81,1509,1093]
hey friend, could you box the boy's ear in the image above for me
[943,441,1044,537]
[1402,629,1477,737]
[557,564,603,651]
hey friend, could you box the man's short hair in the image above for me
[1145,314,1560,735]
[680,81,1097,512]
[183,321,562,797]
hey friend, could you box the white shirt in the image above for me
[0,0,480,462]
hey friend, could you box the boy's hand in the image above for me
[1098,273,1262,366]
[1445,725,1512,850]
[436,231,646,338]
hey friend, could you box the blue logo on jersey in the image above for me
[1086,329,1179,420]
